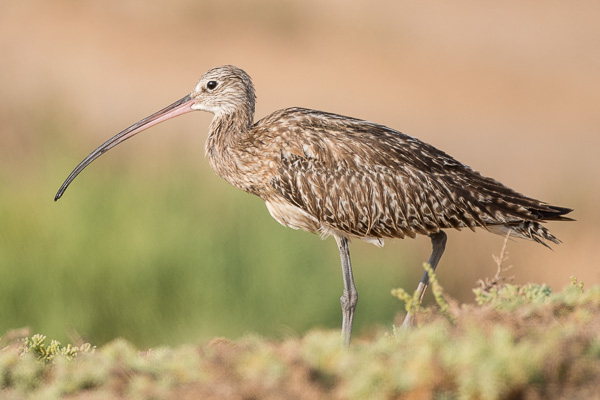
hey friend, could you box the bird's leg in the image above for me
[402,230,447,328]
[335,235,358,347]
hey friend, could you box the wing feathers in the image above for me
[259,108,571,245]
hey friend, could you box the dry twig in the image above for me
[477,229,515,292]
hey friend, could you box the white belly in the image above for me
[265,198,320,233]
[264,198,384,247]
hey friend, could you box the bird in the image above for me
[55,65,573,346]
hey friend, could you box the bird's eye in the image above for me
[207,80,218,90]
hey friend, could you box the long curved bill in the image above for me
[55,94,196,201]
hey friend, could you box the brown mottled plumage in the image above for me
[55,65,573,346]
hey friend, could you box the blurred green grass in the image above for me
[0,116,417,347]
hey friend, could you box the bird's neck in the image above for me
[206,107,253,150]
[205,108,255,187]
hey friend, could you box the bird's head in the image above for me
[190,65,256,117]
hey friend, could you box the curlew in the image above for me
[55,65,572,346]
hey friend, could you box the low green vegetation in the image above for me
[19,334,95,363]
[2,275,599,399]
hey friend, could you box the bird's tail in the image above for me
[488,222,558,248]
[489,206,573,248]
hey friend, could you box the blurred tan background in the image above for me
[1,0,599,345]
